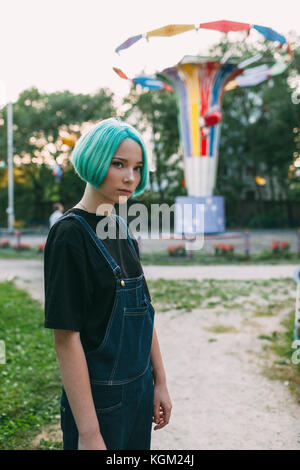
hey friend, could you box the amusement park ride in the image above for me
[113,20,294,235]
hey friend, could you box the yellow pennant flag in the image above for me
[146,24,195,38]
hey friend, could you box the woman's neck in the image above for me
[74,183,115,216]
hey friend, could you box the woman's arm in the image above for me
[54,329,107,450]
[150,325,172,430]
[150,325,167,385]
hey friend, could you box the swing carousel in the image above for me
[114,20,294,234]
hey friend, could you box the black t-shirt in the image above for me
[44,208,151,353]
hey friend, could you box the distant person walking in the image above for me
[49,203,64,228]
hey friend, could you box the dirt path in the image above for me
[151,304,300,450]
[0,259,298,303]
[1,260,298,309]
[1,259,300,449]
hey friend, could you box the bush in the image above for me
[13,243,31,251]
[37,243,45,253]
[213,243,235,256]
[167,244,186,257]
[272,240,290,255]
[0,240,10,249]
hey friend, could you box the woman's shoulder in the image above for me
[45,211,86,250]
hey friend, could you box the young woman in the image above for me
[44,118,172,450]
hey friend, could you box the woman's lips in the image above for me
[118,189,132,194]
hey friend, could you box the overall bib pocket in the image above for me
[124,304,148,315]
[90,382,123,413]
[111,304,153,381]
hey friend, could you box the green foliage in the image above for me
[214,35,300,215]
[0,34,300,227]
[0,87,115,160]
[0,281,61,450]
[122,87,186,202]
[147,277,295,312]
[120,34,300,227]
[0,87,116,225]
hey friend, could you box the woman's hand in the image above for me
[78,431,107,450]
[152,382,172,430]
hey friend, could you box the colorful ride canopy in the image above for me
[114,20,293,197]
[157,57,244,196]
[115,20,291,53]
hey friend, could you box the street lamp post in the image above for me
[6,101,14,232]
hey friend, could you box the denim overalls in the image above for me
[56,212,155,450]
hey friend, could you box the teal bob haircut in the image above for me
[71,117,149,197]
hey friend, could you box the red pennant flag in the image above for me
[200,20,250,33]
[113,67,129,80]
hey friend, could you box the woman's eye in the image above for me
[112,162,142,172]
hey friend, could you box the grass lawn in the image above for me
[0,247,299,264]
[0,249,43,260]
[140,251,300,265]
[0,281,61,450]
[0,277,299,449]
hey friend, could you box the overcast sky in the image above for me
[0,0,299,105]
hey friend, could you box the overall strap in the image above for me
[56,213,122,279]
[114,214,147,282]
[114,214,152,301]
[112,214,139,259]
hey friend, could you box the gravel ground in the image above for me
[151,305,300,450]
[1,259,300,450]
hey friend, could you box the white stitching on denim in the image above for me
[118,274,143,282]
[95,401,122,413]
[124,313,147,316]
[124,305,148,314]
[108,313,125,384]
[116,286,143,293]
[90,359,151,385]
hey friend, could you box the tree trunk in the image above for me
[282,186,294,226]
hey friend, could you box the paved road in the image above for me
[1,229,299,254]
[0,259,298,307]
[143,264,298,281]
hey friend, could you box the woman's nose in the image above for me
[123,168,135,182]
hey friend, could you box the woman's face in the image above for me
[97,138,143,204]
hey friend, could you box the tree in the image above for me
[122,86,186,204]
[0,87,116,225]
[212,33,300,226]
